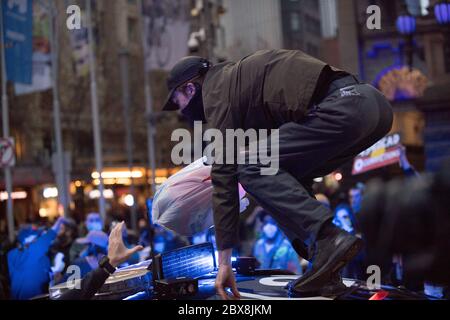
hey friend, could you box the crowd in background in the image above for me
[0,201,328,300]
[0,148,447,300]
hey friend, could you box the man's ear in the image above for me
[186,83,197,99]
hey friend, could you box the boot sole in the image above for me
[289,282,349,298]
[290,237,363,293]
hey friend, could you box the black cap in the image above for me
[162,56,211,111]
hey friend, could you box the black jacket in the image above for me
[203,49,339,250]
[57,268,109,300]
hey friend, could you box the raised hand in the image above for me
[108,222,143,267]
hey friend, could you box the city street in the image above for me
[0,0,449,308]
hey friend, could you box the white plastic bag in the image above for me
[152,157,248,236]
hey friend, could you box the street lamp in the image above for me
[434,0,450,25]
[396,3,417,70]
[396,12,417,35]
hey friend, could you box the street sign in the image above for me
[352,133,401,175]
[0,138,15,168]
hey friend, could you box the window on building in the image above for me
[127,17,138,44]
[307,0,319,10]
[77,132,94,158]
[306,42,319,57]
[290,12,301,31]
[305,14,321,35]
[12,130,25,163]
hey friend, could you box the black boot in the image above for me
[288,273,349,297]
[287,222,363,295]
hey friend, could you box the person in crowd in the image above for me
[192,227,229,259]
[333,197,357,235]
[349,183,366,216]
[0,234,13,300]
[394,146,445,297]
[206,227,217,249]
[238,205,264,257]
[7,217,65,300]
[378,146,419,287]
[360,160,450,297]
[57,222,143,300]
[252,215,303,275]
[333,189,364,280]
[154,224,189,252]
[68,230,109,279]
[136,219,152,262]
[69,212,104,263]
[152,235,167,255]
[138,218,150,247]
[192,229,209,245]
[49,219,78,284]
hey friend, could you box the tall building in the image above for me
[320,0,338,39]
[216,0,324,60]
[280,0,322,56]
[218,0,283,60]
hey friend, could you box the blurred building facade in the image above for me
[3,0,450,231]
[336,0,450,175]
[215,0,331,61]
[1,0,186,228]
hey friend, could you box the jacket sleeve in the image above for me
[30,229,57,257]
[211,161,240,250]
[57,268,110,300]
[208,104,241,251]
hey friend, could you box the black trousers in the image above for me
[238,81,393,260]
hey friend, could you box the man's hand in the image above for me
[215,249,241,300]
[108,222,143,268]
[51,217,66,233]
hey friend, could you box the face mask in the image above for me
[239,197,250,213]
[192,234,207,245]
[154,242,165,253]
[87,221,102,232]
[181,84,206,124]
[83,244,106,257]
[263,223,278,240]
[336,210,354,233]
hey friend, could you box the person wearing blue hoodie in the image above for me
[7,217,65,300]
